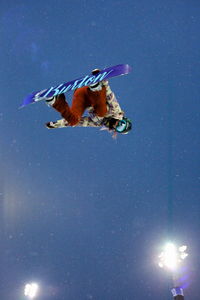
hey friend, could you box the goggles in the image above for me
[115,118,132,134]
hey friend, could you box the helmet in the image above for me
[115,117,132,134]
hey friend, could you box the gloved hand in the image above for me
[103,117,118,130]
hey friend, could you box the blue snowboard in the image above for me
[21,64,132,107]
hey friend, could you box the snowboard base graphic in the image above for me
[21,64,132,108]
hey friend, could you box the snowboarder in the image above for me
[45,69,132,136]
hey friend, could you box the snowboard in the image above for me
[21,64,132,107]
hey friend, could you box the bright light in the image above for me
[179,245,187,253]
[158,243,188,271]
[24,283,39,299]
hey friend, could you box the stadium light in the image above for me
[157,242,189,299]
[24,282,39,299]
[158,243,188,271]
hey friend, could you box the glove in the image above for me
[104,117,118,130]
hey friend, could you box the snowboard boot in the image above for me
[45,94,69,116]
[45,95,57,106]
[89,68,103,91]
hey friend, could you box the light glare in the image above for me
[164,243,177,270]
[158,243,188,271]
[24,283,39,298]
[179,245,187,252]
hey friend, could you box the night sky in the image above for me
[1,1,200,299]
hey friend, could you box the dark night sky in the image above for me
[1,1,200,299]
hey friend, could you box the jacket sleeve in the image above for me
[77,116,102,127]
[102,81,124,119]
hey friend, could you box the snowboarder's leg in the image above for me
[69,87,90,125]
[87,68,108,117]
[46,84,107,125]
[46,93,86,126]
[87,86,108,117]
[69,85,107,120]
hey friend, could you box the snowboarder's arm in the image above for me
[102,81,124,119]
[46,116,102,129]
[78,116,103,127]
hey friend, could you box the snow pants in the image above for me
[52,86,108,126]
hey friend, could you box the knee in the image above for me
[62,112,79,126]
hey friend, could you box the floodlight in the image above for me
[158,243,188,271]
[24,282,39,299]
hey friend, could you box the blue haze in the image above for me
[0,1,200,299]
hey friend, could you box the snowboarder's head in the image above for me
[114,117,132,134]
[105,117,132,134]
